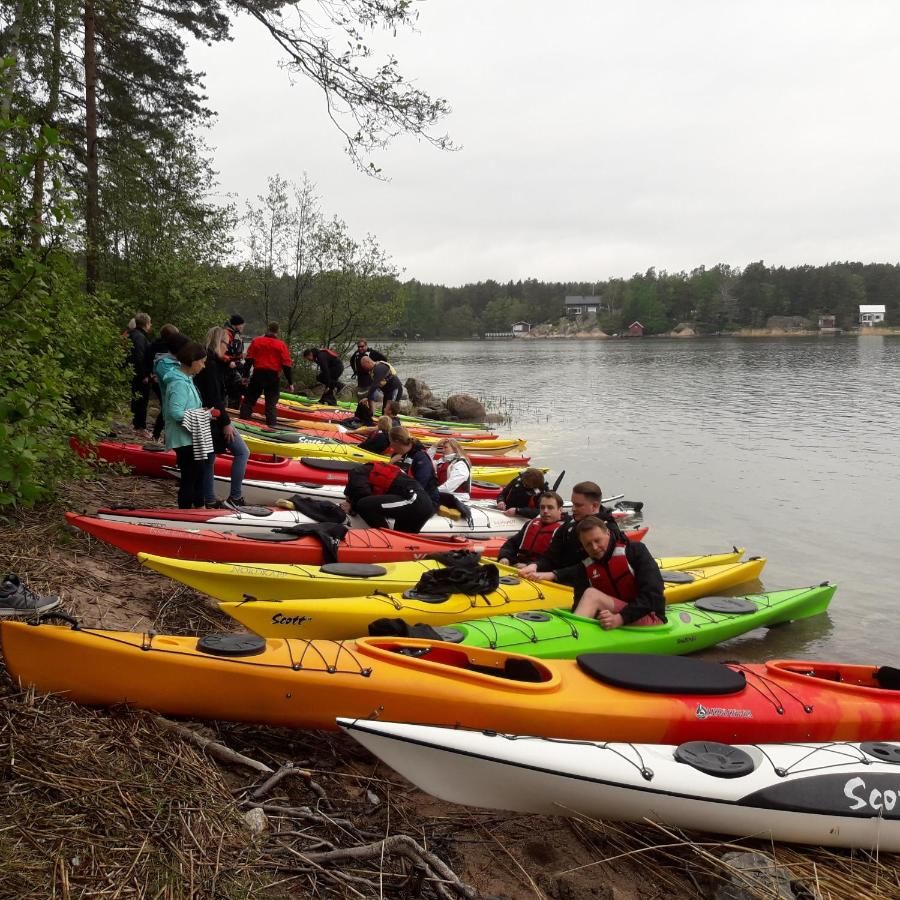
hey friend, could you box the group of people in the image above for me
[126,316,663,631]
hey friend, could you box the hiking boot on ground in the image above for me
[0,574,61,617]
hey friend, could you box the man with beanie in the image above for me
[223,314,246,407]
[239,322,294,426]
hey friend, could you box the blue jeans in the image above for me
[203,429,250,502]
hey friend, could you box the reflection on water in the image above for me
[397,336,900,663]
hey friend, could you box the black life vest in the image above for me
[518,518,563,561]
[582,540,637,602]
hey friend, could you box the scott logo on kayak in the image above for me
[271,613,312,626]
[696,704,753,720]
[844,777,900,815]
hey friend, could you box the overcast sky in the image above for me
[189,1,900,286]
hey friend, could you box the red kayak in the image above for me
[66,513,650,564]
[72,440,505,500]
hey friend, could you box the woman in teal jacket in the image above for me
[162,342,211,508]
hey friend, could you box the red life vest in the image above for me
[321,347,340,359]
[582,541,637,602]
[435,457,472,494]
[518,518,563,561]
[368,461,404,495]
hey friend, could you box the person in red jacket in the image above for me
[497,491,564,566]
[530,516,665,629]
[238,323,293,427]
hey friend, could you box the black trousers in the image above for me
[239,369,281,427]
[130,375,151,430]
[174,444,204,509]
[355,491,433,533]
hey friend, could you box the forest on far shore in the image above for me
[397,261,900,338]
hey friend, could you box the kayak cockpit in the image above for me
[767,661,900,691]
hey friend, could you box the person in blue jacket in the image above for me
[387,425,440,510]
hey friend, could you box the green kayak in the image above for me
[430,584,836,658]
[278,391,489,431]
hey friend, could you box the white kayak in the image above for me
[340,719,900,852]
[95,503,523,540]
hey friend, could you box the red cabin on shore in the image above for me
[627,321,645,336]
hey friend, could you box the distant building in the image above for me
[818,315,836,330]
[859,304,886,326]
[627,321,645,337]
[565,295,601,317]
[511,321,531,334]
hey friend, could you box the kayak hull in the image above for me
[2,622,900,745]
[138,550,749,603]
[340,720,900,852]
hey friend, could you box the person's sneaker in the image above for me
[224,496,246,510]
[0,574,61,617]
[205,500,228,509]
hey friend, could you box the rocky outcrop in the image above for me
[446,394,486,421]
[404,377,433,405]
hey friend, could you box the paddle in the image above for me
[551,469,566,491]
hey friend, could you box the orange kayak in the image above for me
[3,621,900,744]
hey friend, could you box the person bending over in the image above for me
[359,356,403,414]
[497,491,565,566]
[388,426,440,510]
[496,467,549,519]
[350,339,386,396]
[302,347,345,405]
[239,323,293,427]
[343,461,435,533]
[528,516,665,629]
[520,480,622,575]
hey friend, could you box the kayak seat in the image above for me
[142,443,167,452]
[320,562,387,578]
[660,569,695,584]
[875,666,900,690]
[576,653,746,695]
[402,590,452,603]
[240,531,306,542]
[197,634,267,657]
[300,458,364,472]
[467,657,545,683]
[233,505,275,517]
[861,742,900,764]
[471,480,500,490]
[694,596,758,615]
[674,741,756,778]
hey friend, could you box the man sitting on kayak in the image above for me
[343,461,434,533]
[520,481,623,575]
[528,516,665,629]
[496,467,548,519]
[497,491,565,566]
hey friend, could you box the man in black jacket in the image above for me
[302,347,345,404]
[343,462,434,533]
[350,339,387,396]
[127,313,153,434]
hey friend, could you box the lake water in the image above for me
[395,336,900,665]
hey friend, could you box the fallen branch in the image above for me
[150,716,273,775]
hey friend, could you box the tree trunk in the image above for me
[0,0,25,128]
[31,0,64,248]
[83,0,100,293]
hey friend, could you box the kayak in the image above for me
[4,620,900,743]
[277,393,491,431]
[74,440,504,500]
[241,434,538,486]
[137,549,748,603]
[67,512,512,563]
[440,583,833,658]
[339,720,900,852]
[251,417,500,442]
[234,421,531,465]
[94,504,526,540]
[173,561,774,642]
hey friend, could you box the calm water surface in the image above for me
[396,336,900,664]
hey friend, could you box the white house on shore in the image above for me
[511,321,531,334]
[859,304,886,326]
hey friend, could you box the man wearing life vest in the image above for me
[302,347,345,404]
[349,338,387,396]
[520,481,622,575]
[343,461,434,533]
[496,467,549,519]
[359,356,403,414]
[531,516,665,629]
[222,314,246,407]
[497,491,565,566]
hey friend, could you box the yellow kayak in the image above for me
[241,433,538,486]
[139,549,747,603]
[191,558,767,640]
